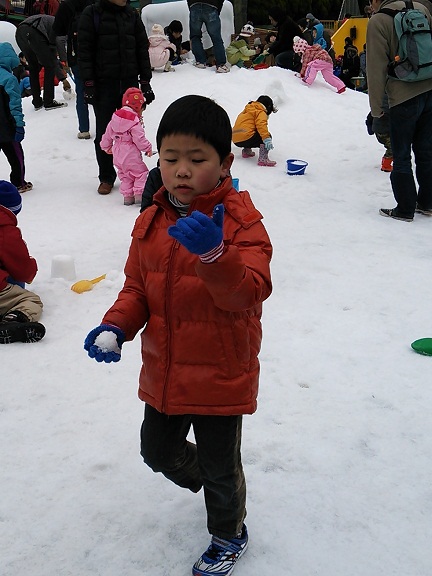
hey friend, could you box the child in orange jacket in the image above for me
[84,95,272,576]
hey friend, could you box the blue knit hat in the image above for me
[0,180,22,214]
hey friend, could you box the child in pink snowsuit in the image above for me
[148,24,177,72]
[100,88,153,206]
[293,37,346,94]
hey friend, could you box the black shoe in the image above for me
[0,311,45,344]
[44,100,68,111]
[415,204,432,216]
[33,101,43,111]
[379,208,413,222]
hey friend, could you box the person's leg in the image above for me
[16,27,42,108]
[0,142,26,187]
[274,50,298,71]
[202,5,226,67]
[320,61,346,91]
[27,31,56,106]
[413,90,432,211]
[193,415,246,539]
[0,284,43,322]
[71,65,90,133]
[389,95,420,218]
[92,85,119,185]
[140,403,203,493]
[303,60,319,85]
[189,4,207,65]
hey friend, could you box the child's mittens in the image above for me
[84,324,125,363]
[168,204,225,263]
[263,137,274,151]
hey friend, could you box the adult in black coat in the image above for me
[78,0,153,194]
[267,6,302,72]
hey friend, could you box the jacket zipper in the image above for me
[161,238,179,412]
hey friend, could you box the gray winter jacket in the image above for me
[17,15,67,63]
[366,0,432,116]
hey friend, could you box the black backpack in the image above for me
[0,86,16,144]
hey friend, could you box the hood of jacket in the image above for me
[313,23,324,42]
[0,42,19,73]
[110,107,140,133]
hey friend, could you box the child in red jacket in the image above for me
[293,36,346,93]
[84,95,273,576]
[0,181,45,344]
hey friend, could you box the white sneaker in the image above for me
[194,62,206,69]
[216,64,230,73]
[192,525,248,576]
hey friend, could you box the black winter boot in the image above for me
[0,310,46,344]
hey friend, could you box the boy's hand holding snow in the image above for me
[168,204,225,263]
[84,324,125,363]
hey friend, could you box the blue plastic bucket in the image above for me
[286,159,308,175]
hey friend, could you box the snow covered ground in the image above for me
[1,51,432,576]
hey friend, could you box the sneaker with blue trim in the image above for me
[192,525,248,576]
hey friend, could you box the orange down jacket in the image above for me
[102,177,273,416]
[232,101,271,144]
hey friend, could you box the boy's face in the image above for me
[172,31,181,39]
[159,134,233,204]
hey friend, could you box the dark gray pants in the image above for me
[15,24,56,107]
[140,403,246,539]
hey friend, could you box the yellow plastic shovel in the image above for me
[71,274,106,294]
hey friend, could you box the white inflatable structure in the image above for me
[0,21,20,54]
[141,0,234,52]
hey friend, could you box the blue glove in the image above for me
[263,137,273,151]
[84,324,125,363]
[168,204,224,255]
[15,127,25,142]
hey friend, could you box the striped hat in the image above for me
[0,180,22,214]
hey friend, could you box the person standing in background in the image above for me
[187,0,229,73]
[78,0,154,195]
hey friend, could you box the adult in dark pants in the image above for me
[367,0,432,222]
[15,14,68,111]
[78,0,154,195]
[53,0,95,139]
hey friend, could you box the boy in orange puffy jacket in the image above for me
[84,95,273,576]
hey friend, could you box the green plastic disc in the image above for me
[411,338,432,356]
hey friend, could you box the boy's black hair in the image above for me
[156,95,232,162]
[168,19,183,33]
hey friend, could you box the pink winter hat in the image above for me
[293,36,309,54]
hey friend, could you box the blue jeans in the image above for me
[389,90,432,217]
[189,3,226,67]
[71,65,89,133]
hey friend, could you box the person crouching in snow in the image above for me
[0,180,45,344]
[148,24,177,72]
[232,95,278,166]
[226,23,259,68]
[293,36,346,93]
[100,88,153,206]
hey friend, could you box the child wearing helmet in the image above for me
[100,87,153,205]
